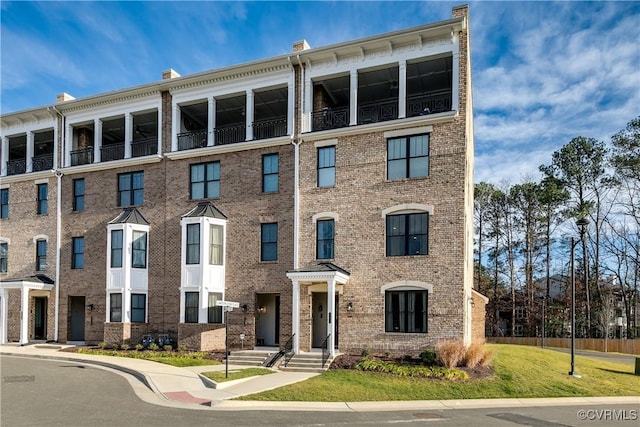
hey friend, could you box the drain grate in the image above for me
[3,375,35,383]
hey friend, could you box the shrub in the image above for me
[148,343,159,351]
[111,343,120,351]
[178,344,187,352]
[479,347,495,367]
[120,343,130,351]
[98,342,107,350]
[436,339,466,369]
[163,345,173,352]
[463,341,485,368]
[361,348,371,357]
[419,348,437,366]
[135,344,144,351]
[355,358,468,380]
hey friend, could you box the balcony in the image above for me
[253,117,287,140]
[214,123,246,145]
[71,147,93,166]
[32,153,54,172]
[6,159,26,176]
[101,143,125,162]
[131,137,158,158]
[358,100,398,125]
[177,130,207,151]
[407,92,452,117]
[311,107,349,132]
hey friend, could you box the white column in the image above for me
[349,70,358,125]
[171,104,179,152]
[64,124,72,167]
[26,132,34,173]
[246,90,254,141]
[398,61,407,119]
[304,78,313,133]
[292,280,300,354]
[0,290,7,344]
[327,278,336,356]
[94,119,102,163]
[123,288,131,323]
[1,136,8,176]
[208,98,215,147]
[124,113,132,158]
[20,287,29,345]
[156,107,162,155]
[52,126,59,170]
[287,75,295,136]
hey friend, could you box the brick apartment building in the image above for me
[0,5,484,356]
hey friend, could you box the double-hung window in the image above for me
[110,230,123,268]
[386,213,428,256]
[207,292,223,323]
[72,237,84,269]
[316,219,335,259]
[1,189,8,219]
[387,134,429,180]
[186,224,200,264]
[110,294,122,322]
[185,292,199,323]
[118,171,144,207]
[73,178,85,212]
[260,223,278,262]
[385,290,428,333]
[190,162,220,199]
[317,146,336,187]
[209,225,223,265]
[131,294,146,323]
[262,153,279,193]
[36,239,47,271]
[37,183,48,215]
[0,242,7,273]
[132,231,147,268]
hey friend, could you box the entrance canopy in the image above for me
[286,263,350,356]
[0,275,54,345]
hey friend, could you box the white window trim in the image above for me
[384,126,433,139]
[381,280,432,294]
[0,237,10,245]
[312,212,339,223]
[314,138,338,148]
[381,203,433,217]
[32,234,49,243]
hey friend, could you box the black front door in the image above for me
[34,297,47,339]
[69,296,85,341]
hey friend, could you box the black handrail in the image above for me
[32,153,54,172]
[70,147,93,166]
[131,137,157,157]
[282,333,295,367]
[311,106,349,131]
[321,334,331,368]
[177,130,207,151]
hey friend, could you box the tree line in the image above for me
[475,116,639,339]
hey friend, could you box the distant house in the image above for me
[0,6,484,354]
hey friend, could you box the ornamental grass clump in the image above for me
[435,339,466,369]
[463,341,485,369]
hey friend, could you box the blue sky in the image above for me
[1,1,639,184]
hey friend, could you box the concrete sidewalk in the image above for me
[1,344,638,411]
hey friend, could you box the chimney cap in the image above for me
[56,92,75,103]
[162,69,181,80]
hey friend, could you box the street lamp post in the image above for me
[569,217,589,378]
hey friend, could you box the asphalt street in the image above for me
[1,356,638,427]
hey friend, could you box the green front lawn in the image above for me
[76,348,221,367]
[201,368,275,383]
[237,344,639,401]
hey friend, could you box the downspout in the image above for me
[48,105,64,343]
[53,169,63,342]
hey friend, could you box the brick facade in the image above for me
[1,6,483,352]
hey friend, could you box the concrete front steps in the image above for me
[280,351,333,373]
[225,350,274,366]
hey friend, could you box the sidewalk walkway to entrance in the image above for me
[1,344,638,411]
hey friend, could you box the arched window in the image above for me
[382,281,431,333]
[382,204,432,257]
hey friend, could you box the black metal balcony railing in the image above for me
[32,153,54,172]
[407,92,452,117]
[101,143,125,162]
[70,147,93,166]
[177,130,208,151]
[214,124,246,146]
[358,100,398,125]
[253,117,287,140]
[131,137,158,158]
[311,106,349,131]
[6,159,26,176]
